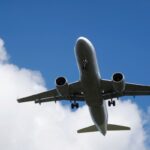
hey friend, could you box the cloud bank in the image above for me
[0,37,149,150]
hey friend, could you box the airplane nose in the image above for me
[76,37,89,49]
[75,37,94,55]
[76,37,88,43]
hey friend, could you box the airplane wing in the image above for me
[17,81,84,104]
[101,79,150,100]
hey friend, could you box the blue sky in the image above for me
[0,0,150,109]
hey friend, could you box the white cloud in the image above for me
[0,38,9,63]
[0,37,149,150]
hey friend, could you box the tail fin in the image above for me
[77,124,130,133]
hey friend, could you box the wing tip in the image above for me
[126,127,131,130]
[77,130,80,133]
[17,98,30,103]
[17,98,21,103]
[77,129,84,133]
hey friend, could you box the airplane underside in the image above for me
[75,37,108,135]
[18,36,150,136]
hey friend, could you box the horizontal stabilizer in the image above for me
[107,124,131,131]
[77,124,130,133]
[77,125,97,133]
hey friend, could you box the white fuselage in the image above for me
[75,37,108,135]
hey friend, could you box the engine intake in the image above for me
[56,77,66,86]
[112,73,125,92]
[113,73,123,82]
[55,77,69,96]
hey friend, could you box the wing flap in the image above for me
[17,89,59,103]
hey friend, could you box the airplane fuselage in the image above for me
[75,37,108,135]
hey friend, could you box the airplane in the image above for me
[17,37,150,136]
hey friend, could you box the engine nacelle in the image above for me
[55,77,69,96]
[112,73,125,92]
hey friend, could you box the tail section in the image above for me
[107,124,131,131]
[77,124,130,133]
[77,125,97,133]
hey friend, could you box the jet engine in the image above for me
[112,73,125,92]
[55,77,69,96]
